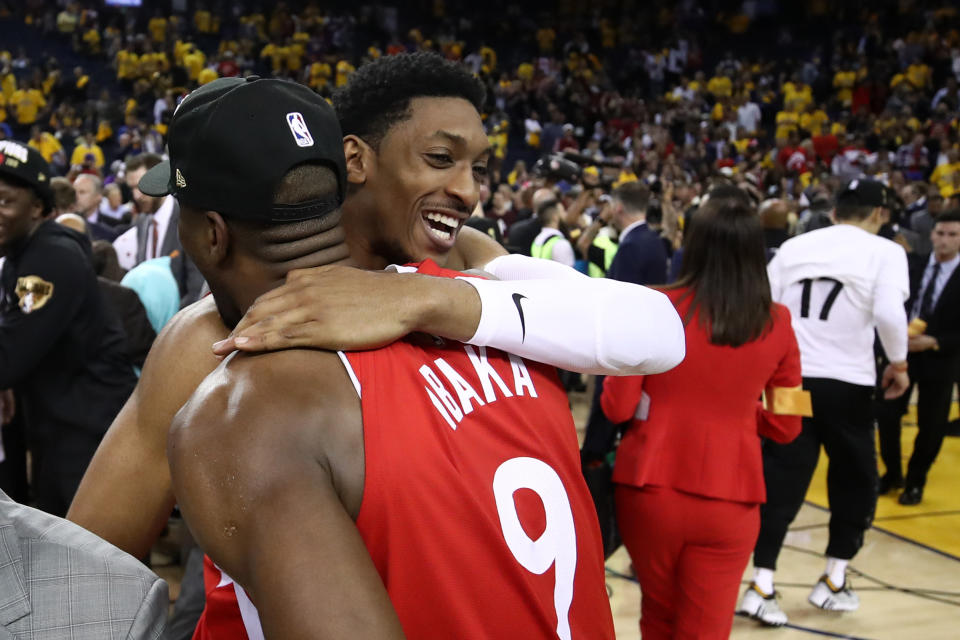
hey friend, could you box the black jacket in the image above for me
[0,220,136,469]
[97,278,156,368]
[906,252,960,379]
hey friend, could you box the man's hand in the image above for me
[598,199,615,224]
[881,362,910,399]
[908,335,938,352]
[0,389,14,425]
[212,265,480,356]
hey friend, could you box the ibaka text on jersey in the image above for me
[419,345,539,430]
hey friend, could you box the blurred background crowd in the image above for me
[0,0,957,269]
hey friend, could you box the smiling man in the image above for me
[0,140,136,517]
[67,57,684,633]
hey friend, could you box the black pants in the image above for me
[754,378,877,569]
[0,398,29,504]
[877,373,954,489]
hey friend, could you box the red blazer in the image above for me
[602,288,803,504]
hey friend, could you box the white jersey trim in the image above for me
[234,582,266,640]
[337,351,362,398]
[213,564,265,640]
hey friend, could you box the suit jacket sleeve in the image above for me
[757,308,803,444]
[125,576,168,640]
[600,374,645,424]
[930,290,960,352]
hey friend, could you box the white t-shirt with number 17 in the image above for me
[768,224,909,386]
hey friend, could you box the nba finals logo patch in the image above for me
[286,112,314,147]
[15,275,54,314]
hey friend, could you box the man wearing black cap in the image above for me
[739,178,911,625]
[0,140,136,516]
[120,75,618,638]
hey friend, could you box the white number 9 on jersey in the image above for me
[493,457,577,640]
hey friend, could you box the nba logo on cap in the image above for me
[286,112,314,148]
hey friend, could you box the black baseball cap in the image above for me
[836,178,890,209]
[139,76,346,223]
[0,140,53,212]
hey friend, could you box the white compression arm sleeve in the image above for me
[873,282,908,363]
[459,254,686,375]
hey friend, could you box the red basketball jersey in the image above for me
[193,260,614,639]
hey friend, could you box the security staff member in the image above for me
[877,209,960,505]
[0,140,136,516]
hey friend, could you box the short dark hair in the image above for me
[675,185,772,347]
[125,153,162,174]
[834,202,875,221]
[934,209,960,225]
[612,182,650,214]
[227,163,342,265]
[51,177,77,211]
[334,52,486,149]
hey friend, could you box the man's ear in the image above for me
[870,206,888,226]
[343,135,373,186]
[204,210,231,264]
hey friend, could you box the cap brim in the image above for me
[139,161,172,197]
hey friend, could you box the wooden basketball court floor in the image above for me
[593,400,960,640]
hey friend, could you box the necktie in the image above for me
[151,218,159,259]
[919,262,941,320]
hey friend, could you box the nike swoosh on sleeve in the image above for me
[512,293,528,343]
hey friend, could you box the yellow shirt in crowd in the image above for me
[906,62,931,89]
[775,110,800,140]
[11,88,45,125]
[833,70,856,106]
[197,67,218,86]
[707,75,732,97]
[28,132,62,163]
[783,82,812,110]
[931,161,960,197]
[536,27,555,52]
[800,109,829,136]
[183,50,206,81]
[70,142,104,169]
[116,50,139,80]
[336,60,355,87]
[309,62,332,90]
[148,16,167,43]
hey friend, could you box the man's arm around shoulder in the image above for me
[169,349,404,640]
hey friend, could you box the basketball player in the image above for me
[151,75,616,636]
[739,178,910,625]
[67,58,682,571]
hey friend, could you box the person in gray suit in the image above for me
[0,490,168,639]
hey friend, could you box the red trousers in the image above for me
[615,485,759,640]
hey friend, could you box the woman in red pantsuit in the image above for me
[602,186,806,639]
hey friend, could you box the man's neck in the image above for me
[934,251,959,264]
[620,216,646,232]
[837,219,878,235]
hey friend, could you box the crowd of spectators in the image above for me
[0,1,955,266]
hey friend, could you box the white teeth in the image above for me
[429,227,452,241]
[425,211,459,229]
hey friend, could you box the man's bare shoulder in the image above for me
[155,295,226,349]
[170,349,358,467]
[450,225,508,270]
[135,295,227,416]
